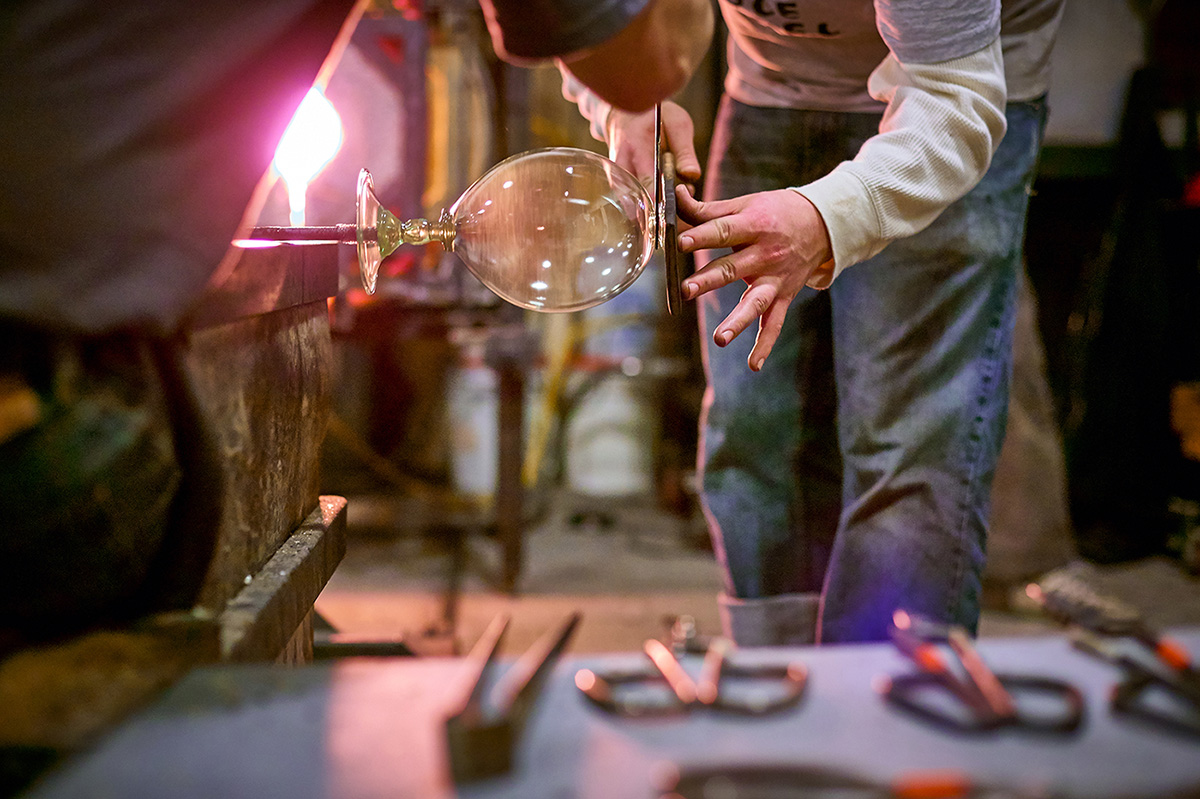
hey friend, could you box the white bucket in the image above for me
[446,351,499,503]
[565,373,657,498]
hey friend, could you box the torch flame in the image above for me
[273,87,343,226]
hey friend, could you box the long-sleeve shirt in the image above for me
[723,0,1064,286]
[565,0,1064,288]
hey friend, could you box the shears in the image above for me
[879,609,1085,735]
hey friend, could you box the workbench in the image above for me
[0,240,347,782]
[21,630,1200,798]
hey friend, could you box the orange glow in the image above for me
[892,770,972,798]
[231,239,284,249]
[1157,638,1193,670]
[574,670,597,691]
[914,644,947,675]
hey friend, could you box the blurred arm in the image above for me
[480,0,714,112]
[556,0,714,112]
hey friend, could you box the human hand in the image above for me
[676,186,834,371]
[605,101,702,187]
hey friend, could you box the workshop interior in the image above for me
[3,0,1200,797]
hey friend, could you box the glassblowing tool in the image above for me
[1028,570,1200,737]
[242,133,687,313]
[655,763,1073,799]
[654,102,684,316]
[879,610,1084,735]
[575,636,807,717]
[443,611,581,782]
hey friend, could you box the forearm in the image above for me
[794,38,1007,289]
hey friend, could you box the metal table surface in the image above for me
[23,629,1200,799]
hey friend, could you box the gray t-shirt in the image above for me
[481,0,653,60]
[720,0,1063,111]
[0,0,355,334]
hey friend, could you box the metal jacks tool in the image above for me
[575,635,807,717]
[1028,570,1200,736]
[880,610,1084,734]
[443,612,581,782]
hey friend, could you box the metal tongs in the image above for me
[654,103,684,315]
[575,622,807,717]
[444,612,581,782]
[880,609,1084,734]
[1028,570,1200,737]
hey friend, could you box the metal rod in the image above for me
[696,638,730,705]
[654,102,663,249]
[492,612,582,717]
[947,627,1017,718]
[451,613,511,725]
[246,224,357,242]
[645,638,697,705]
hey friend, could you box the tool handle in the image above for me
[493,612,582,717]
[947,628,1017,718]
[450,613,511,723]
[645,638,698,704]
[661,150,683,316]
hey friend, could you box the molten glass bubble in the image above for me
[357,147,654,312]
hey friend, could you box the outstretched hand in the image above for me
[676,185,834,371]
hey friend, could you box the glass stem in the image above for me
[400,210,456,248]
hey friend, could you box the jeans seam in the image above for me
[950,275,1012,624]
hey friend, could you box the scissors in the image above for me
[879,610,1085,734]
[653,103,684,315]
[575,635,808,717]
[1028,571,1200,737]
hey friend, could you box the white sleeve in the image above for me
[793,37,1007,289]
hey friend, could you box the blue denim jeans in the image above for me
[698,96,1048,643]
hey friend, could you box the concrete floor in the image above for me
[317,491,720,655]
[316,490,1200,656]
